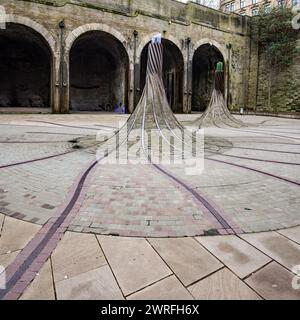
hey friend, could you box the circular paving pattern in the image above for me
[0,114,300,237]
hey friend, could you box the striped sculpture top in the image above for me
[146,42,163,77]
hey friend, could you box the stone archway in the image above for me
[192,39,227,63]
[4,14,56,54]
[66,24,129,112]
[139,38,184,113]
[192,42,225,112]
[136,33,184,64]
[65,23,127,54]
[0,19,54,110]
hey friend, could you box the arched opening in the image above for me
[192,44,224,112]
[0,23,51,109]
[69,31,129,112]
[140,39,184,113]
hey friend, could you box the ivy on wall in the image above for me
[252,8,299,68]
[251,8,299,113]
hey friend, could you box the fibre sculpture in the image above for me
[97,34,199,165]
[191,62,246,128]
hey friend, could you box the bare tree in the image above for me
[193,0,220,10]
[177,0,220,10]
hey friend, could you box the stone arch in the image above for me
[0,16,55,110]
[136,33,184,64]
[138,36,185,113]
[192,38,227,62]
[192,40,226,112]
[4,14,56,54]
[67,25,130,112]
[65,23,128,54]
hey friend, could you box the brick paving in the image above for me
[0,114,299,299]
[0,114,299,235]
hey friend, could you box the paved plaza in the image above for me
[0,113,300,299]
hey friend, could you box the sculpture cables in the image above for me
[192,62,246,128]
[96,34,201,166]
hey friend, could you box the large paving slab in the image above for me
[20,260,55,300]
[0,216,40,255]
[196,235,271,278]
[97,236,172,296]
[240,232,300,272]
[245,262,300,300]
[188,268,261,300]
[277,226,300,245]
[127,275,193,300]
[55,265,124,300]
[51,232,107,282]
[0,250,20,268]
[148,238,223,286]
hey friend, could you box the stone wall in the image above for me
[256,39,300,114]
[247,32,300,115]
[0,0,251,113]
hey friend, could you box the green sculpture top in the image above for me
[216,61,223,72]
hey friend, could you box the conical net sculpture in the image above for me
[191,64,246,128]
[95,37,201,167]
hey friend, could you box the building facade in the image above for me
[220,0,300,16]
[0,0,251,114]
[0,0,299,115]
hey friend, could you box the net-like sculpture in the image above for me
[191,62,246,128]
[95,35,200,165]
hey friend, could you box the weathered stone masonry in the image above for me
[247,31,300,115]
[0,0,251,113]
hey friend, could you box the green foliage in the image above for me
[252,8,299,68]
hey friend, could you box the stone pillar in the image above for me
[52,53,60,113]
[183,38,192,114]
[128,60,134,113]
[186,58,193,114]
[132,30,140,111]
[183,61,189,113]
[62,54,69,114]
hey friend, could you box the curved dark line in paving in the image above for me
[153,163,234,231]
[208,158,300,187]
[143,86,237,234]
[0,141,69,144]
[207,143,300,155]
[0,151,75,169]
[94,124,118,129]
[26,120,112,131]
[209,153,300,166]
[231,141,300,146]
[223,127,300,141]
[0,139,104,169]
[27,131,84,136]
[1,110,139,299]
[244,128,300,136]
[0,160,98,300]
[268,127,300,131]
